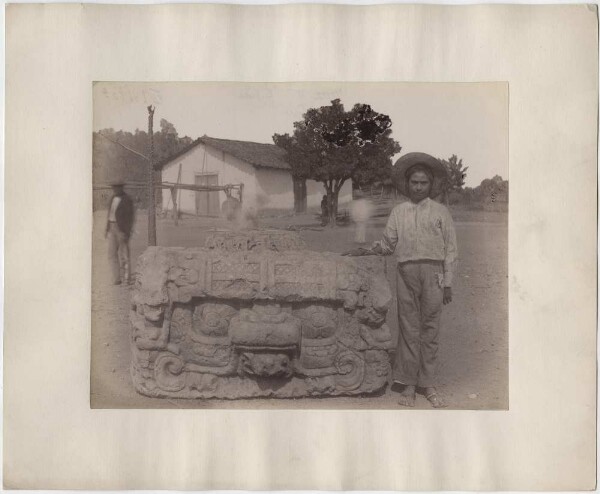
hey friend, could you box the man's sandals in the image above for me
[425,391,448,408]
[397,390,448,408]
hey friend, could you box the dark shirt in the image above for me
[108,193,135,236]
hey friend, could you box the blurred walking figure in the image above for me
[105,180,135,285]
[221,188,242,222]
[350,198,374,243]
[242,206,259,229]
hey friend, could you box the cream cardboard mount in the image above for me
[130,230,395,399]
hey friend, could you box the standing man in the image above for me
[105,180,135,285]
[343,153,458,408]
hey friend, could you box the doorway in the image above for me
[195,174,220,216]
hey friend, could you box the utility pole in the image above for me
[147,105,157,246]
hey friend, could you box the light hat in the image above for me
[393,152,448,198]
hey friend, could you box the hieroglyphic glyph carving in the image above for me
[130,232,394,399]
[205,229,307,252]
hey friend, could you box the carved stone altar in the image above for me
[130,231,394,399]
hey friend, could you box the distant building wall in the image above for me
[160,142,354,215]
[161,143,257,215]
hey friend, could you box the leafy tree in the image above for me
[273,99,400,226]
[431,174,508,209]
[97,119,193,165]
[440,155,468,205]
[160,118,177,135]
[93,119,193,210]
[156,118,192,163]
[475,175,508,203]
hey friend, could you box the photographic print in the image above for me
[91,82,508,410]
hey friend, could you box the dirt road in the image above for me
[91,207,508,410]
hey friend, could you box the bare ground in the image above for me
[91,205,508,410]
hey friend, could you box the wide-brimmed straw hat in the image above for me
[393,152,448,198]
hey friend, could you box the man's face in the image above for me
[407,170,431,202]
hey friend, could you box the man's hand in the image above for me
[443,287,453,305]
[341,247,374,257]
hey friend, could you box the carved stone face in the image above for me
[231,302,301,348]
[296,305,337,339]
[141,304,165,323]
[203,311,221,329]
[193,302,237,337]
[356,307,386,327]
[239,352,292,378]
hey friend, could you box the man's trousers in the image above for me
[393,260,444,388]
[107,222,130,284]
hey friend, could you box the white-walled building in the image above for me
[158,136,353,216]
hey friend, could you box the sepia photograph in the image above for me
[92,82,509,410]
[6,4,597,489]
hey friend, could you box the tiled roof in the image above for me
[157,135,290,171]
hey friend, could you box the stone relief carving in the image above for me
[130,231,394,399]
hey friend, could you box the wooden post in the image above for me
[175,163,182,224]
[147,106,157,246]
[170,187,179,226]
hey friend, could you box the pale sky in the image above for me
[93,82,508,187]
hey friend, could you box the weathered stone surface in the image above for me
[130,245,394,399]
[205,229,306,252]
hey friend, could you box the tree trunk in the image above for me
[328,181,344,228]
[328,190,336,227]
[332,188,339,218]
